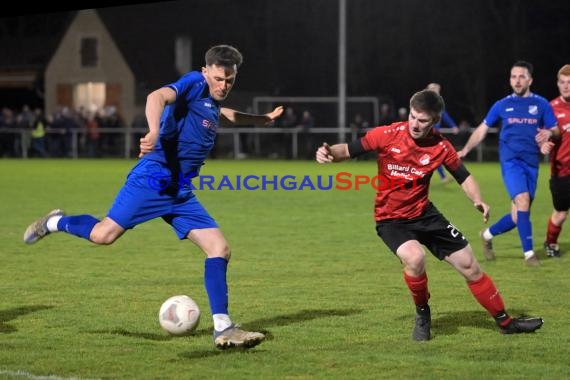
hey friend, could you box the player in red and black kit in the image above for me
[544,64,570,257]
[316,89,543,341]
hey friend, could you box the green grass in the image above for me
[0,159,568,379]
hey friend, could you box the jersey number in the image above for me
[447,224,465,240]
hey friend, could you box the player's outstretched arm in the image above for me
[460,175,490,223]
[457,123,489,158]
[220,106,284,126]
[316,142,350,163]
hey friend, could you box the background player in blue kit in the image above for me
[458,61,557,266]
[426,82,459,183]
[23,45,283,349]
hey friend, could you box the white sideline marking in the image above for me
[0,369,99,380]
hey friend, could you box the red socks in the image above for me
[468,273,511,326]
[404,272,430,307]
[546,218,562,244]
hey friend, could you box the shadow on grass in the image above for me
[0,305,54,333]
[430,308,531,337]
[177,346,263,360]
[175,308,362,360]
[90,308,362,359]
[88,328,174,341]
[247,307,362,330]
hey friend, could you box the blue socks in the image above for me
[57,215,99,241]
[488,211,533,253]
[489,213,516,236]
[516,210,533,253]
[204,257,229,315]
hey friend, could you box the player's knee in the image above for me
[460,258,481,281]
[205,243,231,260]
[555,211,568,224]
[403,253,426,273]
[89,229,119,245]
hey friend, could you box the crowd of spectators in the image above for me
[1,100,471,160]
[0,104,128,158]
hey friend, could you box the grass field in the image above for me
[0,159,568,380]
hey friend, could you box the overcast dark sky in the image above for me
[3,0,570,123]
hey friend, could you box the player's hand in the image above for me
[474,201,490,224]
[316,142,334,163]
[457,149,467,158]
[264,106,284,126]
[535,128,553,145]
[540,141,555,155]
[138,132,158,158]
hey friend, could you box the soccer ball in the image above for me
[158,295,201,336]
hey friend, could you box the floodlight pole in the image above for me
[338,0,347,143]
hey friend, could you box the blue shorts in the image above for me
[500,159,538,200]
[108,159,218,239]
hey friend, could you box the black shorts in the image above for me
[550,176,570,212]
[375,202,469,260]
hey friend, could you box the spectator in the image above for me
[85,111,101,158]
[378,102,395,125]
[350,112,370,139]
[29,108,48,158]
[299,109,315,159]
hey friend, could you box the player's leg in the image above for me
[480,160,523,260]
[24,208,102,243]
[24,209,128,245]
[507,163,539,264]
[170,194,263,349]
[544,176,570,257]
[23,160,161,245]
[436,165,445,179]
[377,220,430,341]
[545,210,566,257]
[512,191,538,264]
[396,240,432,341]
[446,246,543,334]
[187,227,265,349]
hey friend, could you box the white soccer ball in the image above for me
[158,295,201,336]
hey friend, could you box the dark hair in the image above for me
[409,90,445,118]
[205,45,243,68]
[512,60,534,76]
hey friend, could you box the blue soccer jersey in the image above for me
[142,71,221,177]
[433,111,457,130]
[484,93,557,166]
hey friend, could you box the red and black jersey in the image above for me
[361,122,462,221]
[549,97,570,178]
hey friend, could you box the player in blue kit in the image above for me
[458,61,557,266]
[427,83,459,183]
[23,45,283,349]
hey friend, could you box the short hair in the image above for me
[557,64,570,78]
[426,82,441,91]
[205,45,243,68]
[512,60,534,76]
[409,90,445,119]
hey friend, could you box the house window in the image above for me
[80,37,98,67]
[74,82,105,111]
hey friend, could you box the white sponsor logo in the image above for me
[506,108,514,112]
[391,147,401,153]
